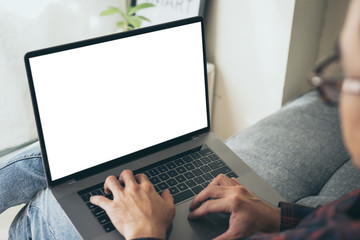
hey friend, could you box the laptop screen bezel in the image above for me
[24,16,210,187]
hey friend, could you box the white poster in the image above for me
[136,0,202,27]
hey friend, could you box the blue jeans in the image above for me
[0,143,82,239]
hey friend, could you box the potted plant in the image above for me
[100,2,155,32]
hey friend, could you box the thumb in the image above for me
[90,195,112,211]
[161,189,174,205]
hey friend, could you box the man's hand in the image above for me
[188,174,280,240]
[90,170,175,240]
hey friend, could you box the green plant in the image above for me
[100,2,155,32]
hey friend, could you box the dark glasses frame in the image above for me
[309,53,344,106]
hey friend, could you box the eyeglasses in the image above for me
[310,54,360,105]
[309,54,344,105]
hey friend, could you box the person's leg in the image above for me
[8,188,82,240]
[0,143,82,239]
[0,142,46,213]
[225,90,351,203]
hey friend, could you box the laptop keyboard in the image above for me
[77,146,238,233]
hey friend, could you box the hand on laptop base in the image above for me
[90,170,175,240]
[188,174,281,240]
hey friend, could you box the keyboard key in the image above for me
[209,160,225,170]
[173,190,194,204]
[202,182,210,188]
[168,170,178,177]
[143,171,151,178]
[175,175,186,183]
[199,148,213,156]
[154,185,161,193]
[91,190,103,196]
[149,176,161,185]
[184,172,195,179]
[208,154,220,161]
[166,178,178,186]
[77,182,105,196]
[159,173,170,181]
[200,165,211,173]
[166,161,177,169]
[174,159,185,166]
[190,152,201,159]
[202,173,213,181]
[157,182,169,190]
[200,157,211,164]
[185,180,196,188]
[193,160,204,167]
[192,169,203,176]
[175,166,186,174]
[103,223,115,232]
[92,207,105,217]
[169,186,180,195]
[81,193,91,202]
[191,185,204,194]
[182,156,193,163]
[226,172,239,178]
[87,202,96,210]
[97,214,111,225]
[148,168,160,176]
[194,176,205,184]
[177,183,188,191]
[157,165,168,173]
[184,163,195,171]
[210,166,231,177]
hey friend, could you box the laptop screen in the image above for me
[26,19,208,181]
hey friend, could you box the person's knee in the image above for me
[23,189,82,239]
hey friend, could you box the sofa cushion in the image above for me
[296,160,360,207]
[225,91,358,206]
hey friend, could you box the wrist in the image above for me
[260,204,281,233]
[269,207,281,232]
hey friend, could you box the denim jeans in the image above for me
[0,142,82,239]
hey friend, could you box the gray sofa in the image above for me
[225,90,360,207]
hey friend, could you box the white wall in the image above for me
[281,0,326,104]
[0,0,123,153]
[317,0,349,61]
[282,0,349,104]
[206,0,349,140]
[205,0,296,140]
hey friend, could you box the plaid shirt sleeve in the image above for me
[244,202,318,240]
[278,201,316,231]
[246,188,360,239]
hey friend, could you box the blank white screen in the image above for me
[29,22,208,181]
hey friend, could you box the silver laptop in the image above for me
[25,17,284,240]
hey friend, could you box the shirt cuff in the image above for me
[278,201,316,231]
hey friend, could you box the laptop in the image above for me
[24,17,285,240]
